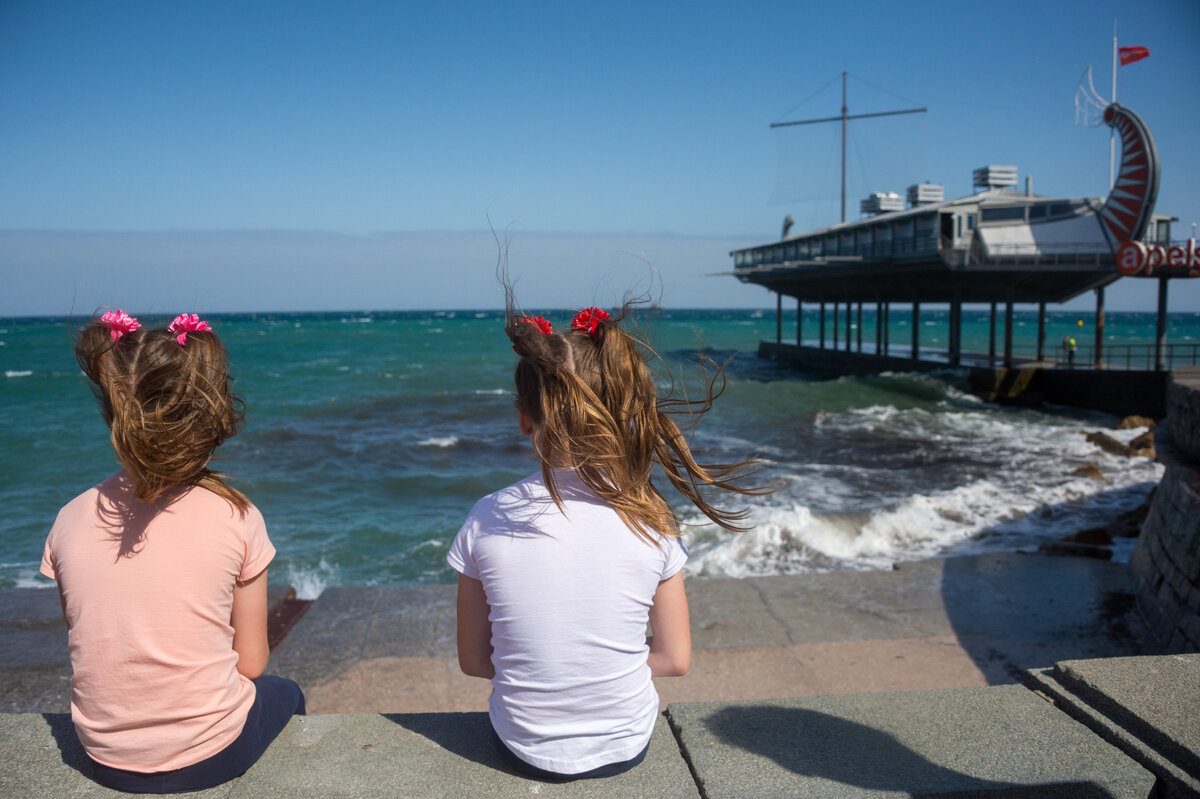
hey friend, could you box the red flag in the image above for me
[1118,46,1150,66]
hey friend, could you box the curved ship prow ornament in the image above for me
[1099,103,1160,248]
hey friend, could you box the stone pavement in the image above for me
[1,553,1158,715]
[267,552,1156,714]
[4,552,1194,797]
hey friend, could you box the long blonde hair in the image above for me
[505,293,762,544]
[76,314,249,513]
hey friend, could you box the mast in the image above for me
[1110,26,1117,189]
[841,72,847,224]
[771,73,926,224]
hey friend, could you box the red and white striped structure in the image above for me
[1098,103,1160,248]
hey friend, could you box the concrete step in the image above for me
[0,712,697,799]
[667,685,1156,798]
[4,683,1168,798]
[1027,654,1200,799]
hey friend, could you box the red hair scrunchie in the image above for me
[513,315,553,353]
[570,307,609,338]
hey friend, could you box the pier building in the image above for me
[731,102,1198,417]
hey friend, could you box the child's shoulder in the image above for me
[463,471,551,523]
[473,471,545,506]
[59,471,123,507]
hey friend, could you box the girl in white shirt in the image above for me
[448,293,759,781]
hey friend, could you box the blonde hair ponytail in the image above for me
[76,313,249,513]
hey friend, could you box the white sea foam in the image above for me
[5,370,32,378]
[13,569,53,589]
[685,401,1163,577]
[473,388,507,395]
[419,436,459,448]
[285,559,337,600]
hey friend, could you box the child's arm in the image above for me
[231,568,270,680]
[456,573,495,679]
[647,570,691,677]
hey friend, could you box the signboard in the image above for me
[1116,240,1200,278]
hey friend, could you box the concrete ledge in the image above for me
[666,685,1156,798]
[1027,655,1200,799]
[0,713,697,799]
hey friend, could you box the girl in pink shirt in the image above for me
[41,310,304,794]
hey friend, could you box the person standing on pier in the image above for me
[1062,335,1078,367]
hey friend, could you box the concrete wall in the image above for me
[1131,368,1200,653]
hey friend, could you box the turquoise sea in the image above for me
[2,308,1196,597]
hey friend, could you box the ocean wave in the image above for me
[5,370,32,378]
[419,436,459,448]
[283,559,337,600]
[684,414,1162,577]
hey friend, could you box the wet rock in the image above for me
[1115,415,1157,430]
[1107,502,1150,538]
[1072,463,1106,482]
[1065,527,1114,546]
[1086,431,1132,457]
[1037,540,1113,560]
[1129,430,1156,459]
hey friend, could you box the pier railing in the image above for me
[959,342,1200,370]
[1073,343,1200,371]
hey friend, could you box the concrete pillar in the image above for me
[1155,277,1168,370]
[776,294,782,345]
[819,302,826,350]
[796,298,802,346]
[845,301,852,352]
[1004,298,1014,368]
[883,303,890,356]
[948,290,960,367]
[856,302,863,353]
[912,301,920,360]
[875,301,882,356]
[1037,302,1046,362]
[989,301,997,364]
[833,303,840,349]
[1095,287,1105,368]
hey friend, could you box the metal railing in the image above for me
[964,342,1200,370]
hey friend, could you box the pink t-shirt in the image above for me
[40,472,275,772]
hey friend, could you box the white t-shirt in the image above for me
[447,469,687,775]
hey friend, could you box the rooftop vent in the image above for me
[860,192,903,216]
[907,183,944,207]
[973,165,1018,192]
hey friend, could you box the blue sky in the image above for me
[2,0,1198,315]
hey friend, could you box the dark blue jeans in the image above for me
[89,675,305,794]
[491,728,650,782]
